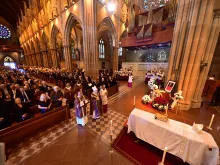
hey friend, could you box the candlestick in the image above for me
[165,104,168,116]
[158,147,167,165]
[0,143,5,165]
[207,114,215,130]
[110,120,113,135]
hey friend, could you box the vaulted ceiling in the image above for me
[0,0,29,29]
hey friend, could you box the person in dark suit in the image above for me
[10,84,21,100]
[13,98,29,122]
[50,86,63,108]
[18,87,32,107]
[0,84,10,99]
[40,81,48,93]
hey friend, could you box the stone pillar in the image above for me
[63,45,72,71]
[50,49,58,68]
[82,0,98,77]
[192,10,220,107]
[42,51,49,67]
[167,0,215,110]
[35,53,41,66]
[113,46,119,71]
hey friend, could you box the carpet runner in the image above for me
[112,127,189,165]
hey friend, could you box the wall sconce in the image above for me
[72,1,75,4]
[65,6,68,10]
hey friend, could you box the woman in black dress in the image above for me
[38,94,52,114]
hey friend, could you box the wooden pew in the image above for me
[108,85,119,97]
[0,105,70,159]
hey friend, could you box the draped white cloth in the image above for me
[127,109,219,165]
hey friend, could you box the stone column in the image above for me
[63,45,72,71]
[42,51,49,67]
[167,0,215,110]
[192,10,220,107]
[113,46,119,71]
[82,0,98,77]
[50,49,58,68]
[35,52,41,66]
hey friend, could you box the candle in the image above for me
[165,104,168,115]
[110,120,113,134]
[208,114,215,128]
[0,143,5,165]
[161,146,167,164]
[134,96,136,105]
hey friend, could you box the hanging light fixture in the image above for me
[107,0,116,12]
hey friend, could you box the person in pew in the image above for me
[10,84,21,100]
[40,81,48,93]
[19,87,32,107]
[13,98,29,122]
[0,84,10,99]
[38,94,52,114]
[0,92,11,129]
[32,89,42,105]
[50,86,63,108]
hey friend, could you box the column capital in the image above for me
[214,9,220,18]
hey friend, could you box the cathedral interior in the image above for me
[0,0,220,165]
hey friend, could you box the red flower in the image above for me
[154,97,168,105]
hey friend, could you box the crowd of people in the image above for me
[0,66,118,129]
[145,68,165,88]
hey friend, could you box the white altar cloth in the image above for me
[127,108,219,165]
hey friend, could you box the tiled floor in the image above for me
[5,78,220,165]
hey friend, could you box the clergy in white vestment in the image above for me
[100,85,108,113]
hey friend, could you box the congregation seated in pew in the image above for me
[0,65,119,130]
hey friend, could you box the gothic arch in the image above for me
[97,17,117,47]
[64,13,83,46]
[51,25,63,49]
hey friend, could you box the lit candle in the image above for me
[161,146,167,164]
[208,114,215,128]
[134,96,136,105]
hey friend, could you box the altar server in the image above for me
[128,72,133,88]
[100,85,108,113]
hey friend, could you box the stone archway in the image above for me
[51,25,63,68]
[98,17,118,71]
[64,13,83,70]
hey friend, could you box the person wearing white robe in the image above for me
[100,85,108,113]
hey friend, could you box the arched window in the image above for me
[118,47,123,56]
[99,39,105,59]
[4,56,16,69]
[71,40,76,59]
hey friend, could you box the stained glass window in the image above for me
[118,47,123,56]
[0,24,11,39]
[99,39,105,59]
[71,40,76,59]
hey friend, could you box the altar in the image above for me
[127,108,219,165]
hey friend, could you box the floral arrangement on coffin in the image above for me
[152,97,169,111]
[142,95,152,104]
